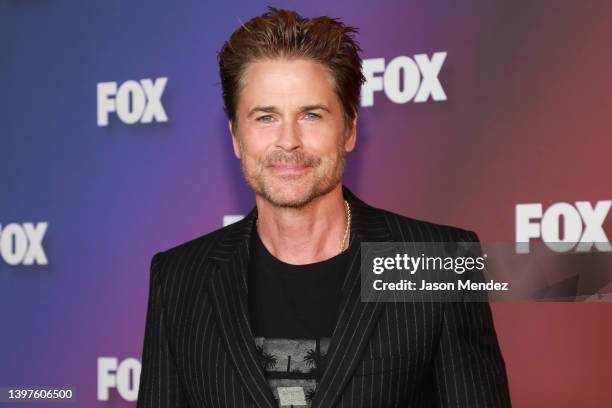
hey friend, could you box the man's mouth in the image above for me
[268,163,310,175]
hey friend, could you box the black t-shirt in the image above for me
[248,225,355,407]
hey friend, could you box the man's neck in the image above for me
[255,184,348,265]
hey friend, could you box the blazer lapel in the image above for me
[207,210,278,408]
[312,186,394,408]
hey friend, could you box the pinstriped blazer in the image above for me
[137,186,511,408]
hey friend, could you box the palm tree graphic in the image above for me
[255,345,278,371]
[303,338,327,376]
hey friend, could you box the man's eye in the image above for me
[305,112,320,120]
[257,115,274,123]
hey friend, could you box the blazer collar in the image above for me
[209,185,393,264]
[207,185,394,408]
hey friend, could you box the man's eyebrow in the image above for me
[248,106,278,117]
[298,104,330,113]
[247,104,330,118]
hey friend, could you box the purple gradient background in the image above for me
[1,1,612,407]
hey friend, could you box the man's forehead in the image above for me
[238,58,338,111]
[241,58,334,89]
[244,56,330,74]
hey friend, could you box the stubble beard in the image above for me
[239,143,346,209]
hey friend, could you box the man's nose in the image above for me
[276,120,302,151]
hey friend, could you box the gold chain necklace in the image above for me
[340,199,351,253]
[255,199,352,255]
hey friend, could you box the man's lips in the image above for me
[268,163,310,175]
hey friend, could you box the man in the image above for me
[137,7,511,408]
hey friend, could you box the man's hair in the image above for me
[217,7,365,130]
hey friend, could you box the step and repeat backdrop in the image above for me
[2,1,612,407]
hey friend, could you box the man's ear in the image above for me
[229,120,241,159]
[345,115,357,152]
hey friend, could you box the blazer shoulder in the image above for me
[149,221,243,283]
[378,207,479,242]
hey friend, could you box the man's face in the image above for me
[229,58,356,208]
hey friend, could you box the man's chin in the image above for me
[262,189,316,208]
[254,180,319,208]
[248,170,342,208]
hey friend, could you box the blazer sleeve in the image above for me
[137,252,189,408]
[432,232,512,407]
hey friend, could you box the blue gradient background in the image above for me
[2,1,612,406]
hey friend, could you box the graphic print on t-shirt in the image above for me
[254,336,331,407]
